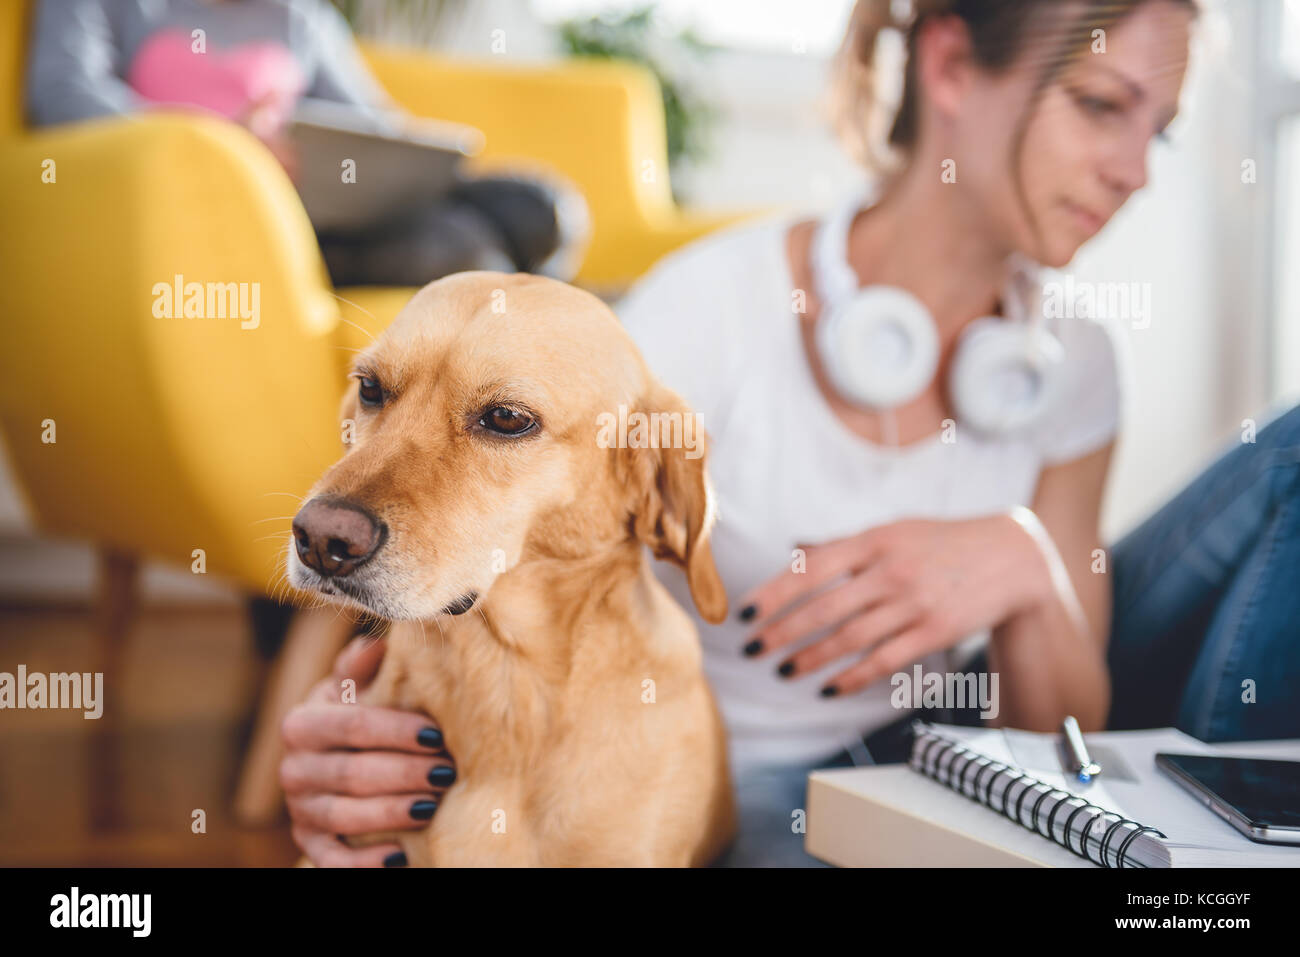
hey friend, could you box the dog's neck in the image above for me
[390,536,694,772]
[462,536,658,666]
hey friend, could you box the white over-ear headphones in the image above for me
[811,191,1065,436]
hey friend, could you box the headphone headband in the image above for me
[811,186,878,307]
[814,188,1047,327]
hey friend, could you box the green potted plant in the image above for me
[557,6,720,202]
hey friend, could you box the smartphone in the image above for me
[1156,752,1300,845]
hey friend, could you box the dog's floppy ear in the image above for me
[618,382,728,624]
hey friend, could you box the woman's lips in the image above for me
[1064,200,1105,236]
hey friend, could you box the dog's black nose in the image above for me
[292,498,386,578]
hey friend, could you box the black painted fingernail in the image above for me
[821,685,840,698]
[777,661,796,678]
[383,851,408,868]
[409,799,438,820]
[742,638,764,657]
[428,765,457,787]
[738,604,757,623]
[417,726,443,750]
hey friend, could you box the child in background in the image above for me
[25,0,588,283]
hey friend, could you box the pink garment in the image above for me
[127,28,306,135]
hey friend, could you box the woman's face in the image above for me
[954,0,1194,268]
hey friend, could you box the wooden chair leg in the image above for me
[232,604,359,826]
[89,548,139,831]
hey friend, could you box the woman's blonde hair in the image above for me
[829,0,1199,176]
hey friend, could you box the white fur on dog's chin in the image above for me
[284,540,494,622]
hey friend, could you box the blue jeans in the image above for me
[1107,403,1300,741]
[712,751,855,868]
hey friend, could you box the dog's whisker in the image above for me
[327,291,378,319]
[324,599,344,626]
[431,614,446,656]
[262,558,288,602]
[269,553,295,599]
[262,491,306,502]
[251,531,293,545]
[250,515,297,526]
[329,308,379,344]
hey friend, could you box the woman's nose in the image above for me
[1103,131,1150,198]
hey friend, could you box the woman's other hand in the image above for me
[279,634,455,867]
[736,513,1060,696]
[240,93,300,180]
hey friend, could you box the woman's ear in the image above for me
[916,13,976,120]
[617,383,728,624]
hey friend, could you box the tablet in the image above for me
[288,98,485,233]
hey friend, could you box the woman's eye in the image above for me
[480,406,537,436]
[1075,92,1121,118]
[358,376,383,408]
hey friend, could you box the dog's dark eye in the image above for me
[480,406,536,436]
[357,376,383,408]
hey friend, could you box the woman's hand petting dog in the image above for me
[280,635,456,867]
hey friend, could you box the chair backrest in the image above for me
[0,0,348,593]
[361,44,677,287]
[0,0,32,134]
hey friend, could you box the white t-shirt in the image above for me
[615,211,1122,778]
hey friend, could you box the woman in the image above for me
[278,0,1300,867]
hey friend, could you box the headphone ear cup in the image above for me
[949,318,1065,435]
[817,286,939,409]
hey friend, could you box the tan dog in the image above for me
[287,272,736,866]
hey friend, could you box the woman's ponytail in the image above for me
[828,0,913,175]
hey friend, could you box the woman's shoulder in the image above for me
[613,212,798,425]
[1055,312,1123,385]
[613,211,798,370]
[1029,308,1126,465]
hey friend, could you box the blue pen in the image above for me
[1061,715,1102,784]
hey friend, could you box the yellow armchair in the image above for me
[0,112,345,592]
[360,45,751,289]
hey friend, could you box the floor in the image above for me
[0,601,300,867]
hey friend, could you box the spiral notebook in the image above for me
[905,721,1299,868]
[910,721,1171,867]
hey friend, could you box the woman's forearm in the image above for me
[986,509,1111,731]
[989,598,1110,731]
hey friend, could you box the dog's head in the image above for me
[287,272,726,624]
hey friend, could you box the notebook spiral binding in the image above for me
[909,722,1167,868]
